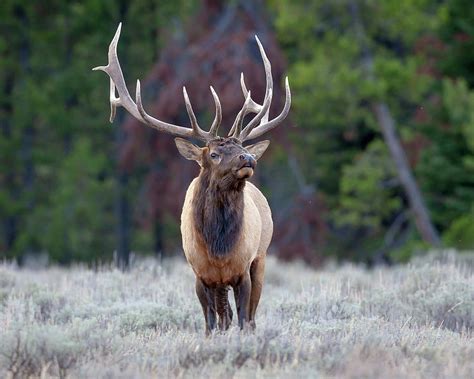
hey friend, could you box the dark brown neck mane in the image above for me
[192,169,245,258]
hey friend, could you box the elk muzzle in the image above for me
[236,153,256,179]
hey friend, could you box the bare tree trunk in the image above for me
[1,76,17,253]
[115,163,130,271]
[113,1,132,271]
[154,219,163,259]
[373,103,440,245]
[349,1,441,247]
[114,96,131,270]
[19,6,36,255]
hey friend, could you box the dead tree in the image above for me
[349,0,441,247]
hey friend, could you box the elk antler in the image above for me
[93,23,221,142]
[230,36,291,142]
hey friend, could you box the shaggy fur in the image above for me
[192,169,245,258]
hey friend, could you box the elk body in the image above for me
[94,24,291,333]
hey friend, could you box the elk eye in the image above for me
[210,152,219,159]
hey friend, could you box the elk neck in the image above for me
[192,168,245,259]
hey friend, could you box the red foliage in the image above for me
[272,191,328,267]
[413,34,446,78]
[454,32,470,43]
[402,133,431,168]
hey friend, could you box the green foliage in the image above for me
[444,209,474,249]
[0,0,196,262]
[438,0,474,87]
[335,140,401,229]
[17,140,115,262]
[271,0,441,259]
[416,79,474,247]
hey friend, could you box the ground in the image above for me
[0,251,473,378]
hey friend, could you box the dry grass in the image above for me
[0,250,473,378]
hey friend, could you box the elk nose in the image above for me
[239,153,256,167]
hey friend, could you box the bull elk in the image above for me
[93,24,291,333]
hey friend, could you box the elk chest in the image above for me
[180,178,270,285]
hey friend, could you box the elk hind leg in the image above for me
[249,256,266,328]
[195,278,216,335]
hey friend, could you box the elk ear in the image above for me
[175,138,203,162]
[245,140,270,160]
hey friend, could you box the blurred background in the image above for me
[1,0,473,267]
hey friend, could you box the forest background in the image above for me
[1,0,473,267]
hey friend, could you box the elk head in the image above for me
[93,23,291,174]
[175,137,269,187]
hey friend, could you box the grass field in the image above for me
[0,251,473,378]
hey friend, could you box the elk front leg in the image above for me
[195,278,216,335]
[232,270,252,329]
[215,286,233,331]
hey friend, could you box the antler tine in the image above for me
[245,77,291,141]
[136,79,151,123]
[231,35,273,140]
[107,76,118,123]
[238,88,273,141]
[234,35,291,142]
[183,86,203,135]
[240,73,263,115]
[233,36,272,141]
[209,86,222,136]
[93,23,141,122]
[229,91,252,138]
[255,35,273,110]
[93,23,214,142]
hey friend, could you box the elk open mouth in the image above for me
[236,162,255,179]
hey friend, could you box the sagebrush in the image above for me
[0,250,473,378]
